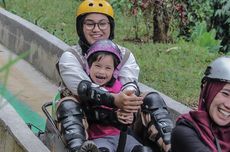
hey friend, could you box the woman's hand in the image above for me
[141,112,171,152]
[112,90,143,113]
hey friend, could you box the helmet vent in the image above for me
[204,66,211,76]
[76,0,114,19]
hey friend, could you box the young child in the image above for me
[83,39,144,152]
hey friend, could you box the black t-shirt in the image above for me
[171,119,212,152]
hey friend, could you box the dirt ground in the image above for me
[0,44,58,117]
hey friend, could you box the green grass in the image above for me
[121,41,220,106]
[4,0,222,107]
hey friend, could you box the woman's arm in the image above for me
[118,46,140,84]
[59,51,91,95]
[59,46,142,112]
[59,46,140,95]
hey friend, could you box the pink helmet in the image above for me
[85,39,122,79]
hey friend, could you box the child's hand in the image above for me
[116,109,134,125]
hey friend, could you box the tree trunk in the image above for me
[153,0,170,43]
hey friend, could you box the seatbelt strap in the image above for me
[65,48,85,67]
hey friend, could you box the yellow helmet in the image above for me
[76,0,114,19]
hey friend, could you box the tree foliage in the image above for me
[210,0,230,53]
[110,0,230,53]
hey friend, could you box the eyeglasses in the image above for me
[83,20,110,30]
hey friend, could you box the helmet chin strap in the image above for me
[199,79,209,110]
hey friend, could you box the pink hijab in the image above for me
[178,81,230,152]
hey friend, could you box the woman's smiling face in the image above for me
[209,83,230,126]
[83,13,111,45]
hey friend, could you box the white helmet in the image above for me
[204,56,230,83]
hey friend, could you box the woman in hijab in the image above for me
[171,56,230,152]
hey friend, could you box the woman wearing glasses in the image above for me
[55,0,172,152]
[56,1,142,151]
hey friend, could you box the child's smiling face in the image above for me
[89,55,114,86]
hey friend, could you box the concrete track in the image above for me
[0,43,58,117]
